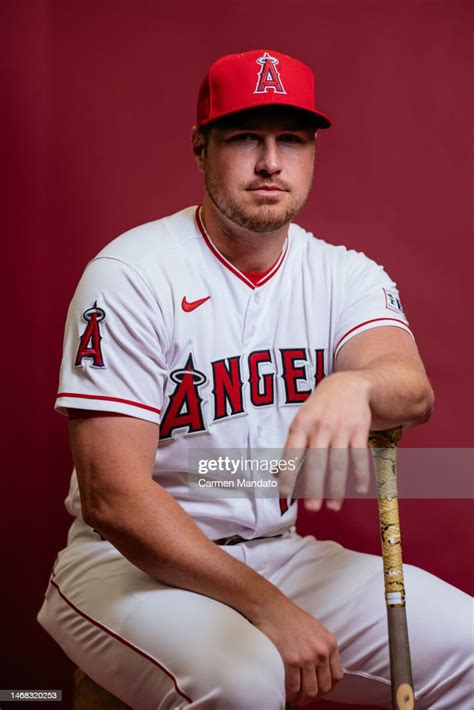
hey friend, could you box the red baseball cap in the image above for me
[197,49,331,129]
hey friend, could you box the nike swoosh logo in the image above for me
[181,295,211,312]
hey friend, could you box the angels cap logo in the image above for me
[254,52,287,95]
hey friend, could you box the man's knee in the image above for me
[197,637,286,709]
[403,563,473,708]
[215,661,285,709]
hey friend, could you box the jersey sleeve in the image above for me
[333,250,413,360]
[55,257,169,424]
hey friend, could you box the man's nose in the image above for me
[255,137,281,176]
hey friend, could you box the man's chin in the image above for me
[235,204,296,232]
[206,186,301,232]
[237,219,291,233]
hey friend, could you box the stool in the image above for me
[73,668,131,709]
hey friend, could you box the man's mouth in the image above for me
[247,184,288,193]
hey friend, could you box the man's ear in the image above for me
[192,126,206,171]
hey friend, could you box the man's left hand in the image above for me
[279,371,372,511]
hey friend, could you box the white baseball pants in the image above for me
[37,518,473,709]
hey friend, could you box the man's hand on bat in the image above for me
[279,371,372,511]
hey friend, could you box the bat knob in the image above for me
[369,426,403,449]
[396,682,415,709]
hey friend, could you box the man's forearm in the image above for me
[85,481,284,624]
[353,354,434,430]
[334,327,435,431]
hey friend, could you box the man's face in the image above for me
[197,107,317,233]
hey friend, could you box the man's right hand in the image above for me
[252,595,344,706]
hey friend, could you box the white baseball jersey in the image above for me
[56,205,412,540]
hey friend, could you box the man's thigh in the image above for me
[38,529,286,709]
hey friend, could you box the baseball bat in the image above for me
[368,427,415,710]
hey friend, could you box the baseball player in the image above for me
[37,50,472,708]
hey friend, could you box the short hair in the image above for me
[200,123,212,151]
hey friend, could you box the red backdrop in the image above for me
[2,1,472,708]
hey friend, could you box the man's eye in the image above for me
[279,134,303,143]
[228,133,258,142]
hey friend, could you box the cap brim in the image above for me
[200,103,332,129]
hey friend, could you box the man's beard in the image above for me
[204,170,312,234]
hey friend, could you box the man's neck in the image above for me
[199,196,289,273]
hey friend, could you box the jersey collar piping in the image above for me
[195,205,288,290]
